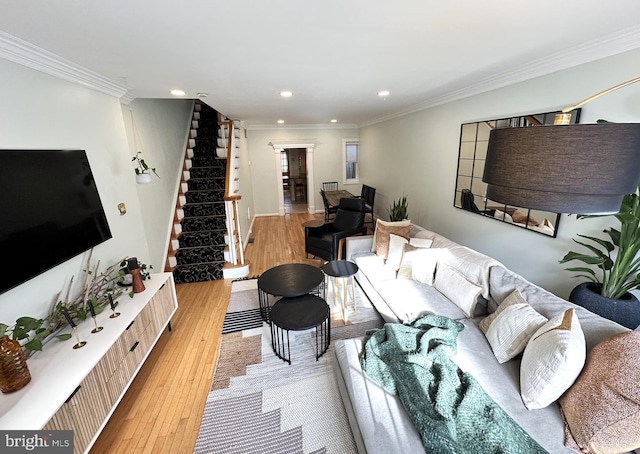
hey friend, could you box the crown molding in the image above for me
[0,31,127,98]
[119,91,137,105]
[246,123,359,131]
[359,25,640,128]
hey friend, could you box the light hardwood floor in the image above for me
[90,212,325,454]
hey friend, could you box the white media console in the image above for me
[0,273,178,454]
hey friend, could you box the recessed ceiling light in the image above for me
[280,91,293,98]
[196,92,208,98]
[378,90,390,97]
[330,119,338,123]
[277,119,285,124]
[170,89,186,96]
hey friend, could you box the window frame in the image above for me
[342,139,359,184]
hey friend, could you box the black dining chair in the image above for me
[321,190,338,222]
[322,181,338,192]
[360,185,376,230]
[305,197,367,261]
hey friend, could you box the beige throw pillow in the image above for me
[485,303,548,363]
[520,309,586,410]
[373,219,411,260]
[559,331,640,454]
[433,263,482,318]
[479,289,528,333]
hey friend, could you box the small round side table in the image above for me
[321,260,359,321]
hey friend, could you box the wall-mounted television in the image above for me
[0,150,112,294]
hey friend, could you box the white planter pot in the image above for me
[136,173,153,184]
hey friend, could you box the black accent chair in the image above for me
[320,190,338,222]
[305,197,367,261]
[461,189,495,216]
[360,185,376,230]
[322,181,338,192]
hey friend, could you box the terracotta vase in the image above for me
[0,335,31,393]
[130,268,146,294]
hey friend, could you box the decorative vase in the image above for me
[136,173,153,184]
[130,268,146,293]
[0,335,31,393]
[569,282,640,330]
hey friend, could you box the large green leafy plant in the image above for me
[560,182,640,299]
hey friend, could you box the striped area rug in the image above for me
[195,277,384,454]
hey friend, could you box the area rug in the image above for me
[194,278,384,454]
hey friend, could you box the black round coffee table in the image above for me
[258,263,324,321]
[269,294,330,364]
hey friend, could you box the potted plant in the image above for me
[559,182,640,329]
[132,151,159,184]
[388,195,408,221]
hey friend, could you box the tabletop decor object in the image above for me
[0,334,31,393]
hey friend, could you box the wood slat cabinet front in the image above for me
[42,275,178,454]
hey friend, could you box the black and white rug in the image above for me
[194,278,384,454]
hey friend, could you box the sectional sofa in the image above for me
[333,221,640,454]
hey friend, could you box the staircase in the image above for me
[166,101,247,283]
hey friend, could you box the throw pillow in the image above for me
[398,247,450,285]
[484,303,548,363]
[433,263,482,318]
[386,233,409,271]
[559,331,640,454]
[494,209,514,223]
[479,289,528,334]
[511,210,540,227]
[520,309,586,410]
[394,238,435,277]
[373,219,411,260]
[409,237,433,249]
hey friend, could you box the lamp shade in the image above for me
[482,123,640,214]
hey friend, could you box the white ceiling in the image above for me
[1,0,640,127]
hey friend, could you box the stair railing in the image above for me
[219,119,244,266]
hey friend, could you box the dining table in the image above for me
[324,189,355,209]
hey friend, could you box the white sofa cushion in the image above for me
[434,263,482,318]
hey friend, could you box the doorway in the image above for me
[282,148,307,214]
[269,140,317,216]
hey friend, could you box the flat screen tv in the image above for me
[0,150,112,294]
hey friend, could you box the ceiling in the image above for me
[2,1,640,127]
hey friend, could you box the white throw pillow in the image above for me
[494,209,514,223]
[397,247,451,284]
[409,237,433,249]
[520,309,586,410]
[485,303,548,364]
[386,234,409,271]
[433,263,482,317]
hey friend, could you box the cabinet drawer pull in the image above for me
[65,385,81,403]
[126,321,135,330]
[130,341,140,352]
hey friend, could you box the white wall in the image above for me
[360,48,640,298]
[122,99,194,272]
[0,58,150,325]
[246,126,360,215]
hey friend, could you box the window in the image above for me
[280,150,288,173]
[343,139,359,184]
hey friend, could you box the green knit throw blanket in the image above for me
[360,315,547,454]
